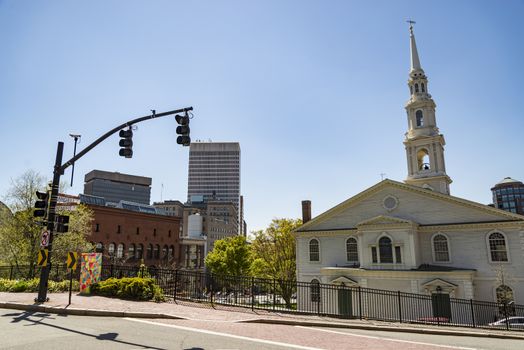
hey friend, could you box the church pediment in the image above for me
[330,276,358,286]
[296,179,524,233]
[356,215,416,227]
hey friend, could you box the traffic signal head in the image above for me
[34,191,49,218]
[56,215,70,233]
[175,113,190,146]
[119,128,133,158]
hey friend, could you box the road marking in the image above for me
[295,326,477,350]
[124,318,324,350]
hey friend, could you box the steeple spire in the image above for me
[408,21,422,72]
[403,22,452,195]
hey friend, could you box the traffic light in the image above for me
[55,215,70,233]
[175,112,190,146]
[119,128,133,158]
[34,191,49,218]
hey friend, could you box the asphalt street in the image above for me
[1,308,523,350]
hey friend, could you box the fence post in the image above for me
[174,270,178,302]
[504,301,509,331]
[358,286,363,320]
[251,277,255,311]
[397,291,402,323]
[273,279,277,311]
[469,299,476,328]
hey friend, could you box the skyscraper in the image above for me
[187,142,241,211]
[84,170,152,205]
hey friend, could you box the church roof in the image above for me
[295,179,524,233]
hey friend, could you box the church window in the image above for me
[416,110,424,127]
[310,279,320,302]
[410,85,413,95]
[488,232,509,262]
[346,237,358,262]
[379,237,393,263]
[371,247,378,263]
[417,148,430,170]
[433,234,450,262]
[309,239,320,262]
[415,83,419,93]
[421,83,425,92]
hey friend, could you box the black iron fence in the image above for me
[2,264,523,331]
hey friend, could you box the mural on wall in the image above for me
[79,252,102,292]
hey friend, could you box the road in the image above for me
[1,308,522,350]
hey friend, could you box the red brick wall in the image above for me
[87,204,181,267]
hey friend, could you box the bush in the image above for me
[90,277,165,302]
[0,278,78,293]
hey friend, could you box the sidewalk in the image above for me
[1,292,523,340]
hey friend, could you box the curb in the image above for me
[240,318,524,340]
[0,302,184,320]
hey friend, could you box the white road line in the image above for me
[295,326,477,350]
[124,318,324,350]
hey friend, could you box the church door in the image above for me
[432,293,451,321]
[338,288,352,317]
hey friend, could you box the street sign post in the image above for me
[67,252,78,305]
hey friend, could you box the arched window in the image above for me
[410,85,413,95]
[417,148,430,170]
[136,244,143,259]
[168,245,174,258]
[128,244,135,259]
[309,239,320,262]
[116,243,124,258]
[433,234,450,262]
[146,244,153,259]
[415,83,419,93]
[162,245,168,259]
[379,237,393,263]
[108,243,115,256]
[310,279,320,302]
[154,244,160,259]
[96,242,104,253]
[421,83,425,92]
[416,110,424,127]
[346,237,358,262]
[489,232,508,262]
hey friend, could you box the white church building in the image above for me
[294,25,524,314]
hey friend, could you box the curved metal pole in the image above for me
[59,106,193,174]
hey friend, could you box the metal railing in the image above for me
[2,264,523,331]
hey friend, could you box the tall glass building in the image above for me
[187,142,241,211]
[491,177,524,215]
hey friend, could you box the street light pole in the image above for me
[35,106,193,303]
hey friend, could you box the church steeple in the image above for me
[403,22,452,195]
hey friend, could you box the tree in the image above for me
[0,170,94,278]
[250,218,302,308]
[205,235,252,277]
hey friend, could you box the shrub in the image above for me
[0,278,79,293]
[90,277,165,302]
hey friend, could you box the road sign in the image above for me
[40,230,50,247]
[67,252,78,270]
[37,249,48,266]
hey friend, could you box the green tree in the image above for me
[0,170,94,277]
[250,218,302,308]
[205,235,252,277]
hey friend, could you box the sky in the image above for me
[0,1,523,232]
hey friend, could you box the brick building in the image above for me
[85,201,181,267]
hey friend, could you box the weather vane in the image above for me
[406,19,416,33]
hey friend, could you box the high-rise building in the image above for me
[84,170,152,205]
[187,142,241,210]
[491,177,524,215]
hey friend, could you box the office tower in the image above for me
[491,177,524,215]
[84,170,152,205]
[187,142,241,210]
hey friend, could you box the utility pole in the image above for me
[35,106,193,303]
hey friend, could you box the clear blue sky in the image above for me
[1,1,523,231]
